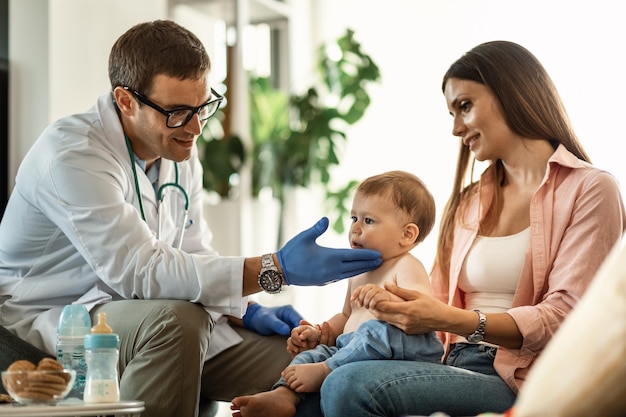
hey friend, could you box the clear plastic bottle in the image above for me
[56,304,91,398]
[83,312,120,403]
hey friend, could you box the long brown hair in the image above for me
[434,40,590,279]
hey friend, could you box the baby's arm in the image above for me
[395,254,432,295]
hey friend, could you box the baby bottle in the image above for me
[83,312,120,403]
[56,304,91,398]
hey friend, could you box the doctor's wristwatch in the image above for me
[258,253,284,294]
[467,309,486,343]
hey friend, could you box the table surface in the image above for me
[0,399,145,416]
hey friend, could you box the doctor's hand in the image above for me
[242,303,303,336]
[277,217,382,286]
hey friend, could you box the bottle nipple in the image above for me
[91,312,113,334]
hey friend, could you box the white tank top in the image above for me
[459,227,531,313]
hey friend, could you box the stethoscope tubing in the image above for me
[125,135,190,249]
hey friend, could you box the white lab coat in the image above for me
[0,92,247,355]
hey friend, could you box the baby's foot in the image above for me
[231,387,298,417]
[281,362,331,393]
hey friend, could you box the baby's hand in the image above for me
[296,323,320,344]
[351,283,402,309]
[286,320,321,357]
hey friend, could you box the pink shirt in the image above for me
[431,145,626,393]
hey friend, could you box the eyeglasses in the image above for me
[123,86,224,128]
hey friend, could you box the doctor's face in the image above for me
[125,73,212,166]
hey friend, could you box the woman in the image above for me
[231,40,626,417]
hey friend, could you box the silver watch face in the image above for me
[259,270,282,294]
[467,333,484,343]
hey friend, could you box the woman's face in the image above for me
[444,78,517,161]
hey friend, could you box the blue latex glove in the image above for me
[242,303,303,336]
[277,217,382,286]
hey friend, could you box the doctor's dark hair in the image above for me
[108,20,211,94]
[356,171,435,244]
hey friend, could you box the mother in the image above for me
[232,40,626,417]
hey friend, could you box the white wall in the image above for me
[8,0,49,183]
[49,0,169,122]
[8,0,168,183]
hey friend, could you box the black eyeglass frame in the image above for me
[123,86,224,128]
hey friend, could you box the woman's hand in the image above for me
[367,283,524,346]
[361,282,450,335]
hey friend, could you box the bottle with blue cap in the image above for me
[56,304,91,398]
[83,312,120,403]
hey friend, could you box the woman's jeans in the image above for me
[294,343,516,417]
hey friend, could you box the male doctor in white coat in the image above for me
[0,20,381,417]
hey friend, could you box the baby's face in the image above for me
[349,192,408,259]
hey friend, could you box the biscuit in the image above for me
[29,381,67,393]
[36,358,63,372]
[6,360,36,372]
[17,389,54,401]
[28,373,67,386]
[4,360,36,393]
[22,384,64,396]
[36,358,71,383]
[3,376,24,394]
[0,393,13,403]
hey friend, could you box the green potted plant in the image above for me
[198,112,246,199]
[200,28,380,243]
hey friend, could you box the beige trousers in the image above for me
[92,300,291,417]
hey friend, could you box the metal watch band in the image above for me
[261,253,274,268]
[468,309,486,343]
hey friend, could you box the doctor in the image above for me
[0,20,381,417]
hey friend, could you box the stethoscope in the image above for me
[124,135,190,249]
